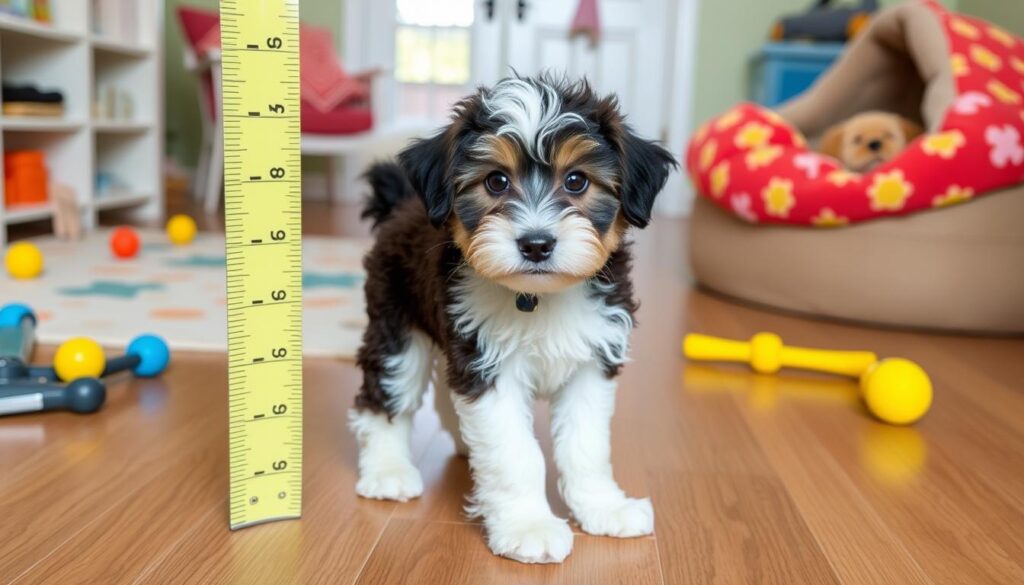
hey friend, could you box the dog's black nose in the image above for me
[867,139,883,152]
[517,234,556,263]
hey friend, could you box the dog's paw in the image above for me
[356,464,423,502]
[487,515,574,564]
[574,496,654,538]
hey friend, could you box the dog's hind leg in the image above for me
[349,328,433,502]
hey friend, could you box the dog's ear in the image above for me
[617,130,677,228]
[819,124,845,159]
[595,97,676,228]
[898,117,924,142]
[398,131,453,227]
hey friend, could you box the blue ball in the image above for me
[0,303,35,328]
[127,334,170,377]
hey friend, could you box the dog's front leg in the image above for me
[551,362,654,538]
[453,371,573,564]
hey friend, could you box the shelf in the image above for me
[93,192,152,211]
[3,203,54,224]
[92,120,150,133]
[1,117,84,131]
[91,35,151,57]
[0,13,80,43]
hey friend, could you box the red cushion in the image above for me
[177,6,218,51]
[301,101,373,135]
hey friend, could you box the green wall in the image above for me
[961,0,1024,36]
[689,0,1024,129]
[164,0,343,168]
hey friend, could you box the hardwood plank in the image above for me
[0,355,226,579]
[355,518,662,585]
[649,469,840,585]
[723,381,935,585]
[131,362,393,584]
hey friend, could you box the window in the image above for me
[394,0,474,121]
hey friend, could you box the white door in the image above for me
[482,0,673,141]
[346,0,697,215]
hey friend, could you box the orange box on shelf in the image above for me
[4,150,49,208]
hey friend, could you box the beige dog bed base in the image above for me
[690,189,1024,334]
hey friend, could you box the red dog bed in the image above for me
[686,0,1024,333]
[686,0,1023,227]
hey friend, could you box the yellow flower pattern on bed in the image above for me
[734,122,773,150]
[951,54,969,76]
[762,177,795,217]
[922,130,966,158]
[970,44,1002,72]
[932,185,974,207]
[710,161,730,198]
[811,208,849,228]
[715,109,743,131]
[745,146,784,170]
[699,140,718,171]
[987,80,1021,105]
[950,18,980,40]
[868,170,914,211]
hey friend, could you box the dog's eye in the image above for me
[563,171,589,195]
[484,171,510,195]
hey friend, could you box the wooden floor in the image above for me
[3,195,1024,584]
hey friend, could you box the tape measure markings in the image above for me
[221,0,303,530]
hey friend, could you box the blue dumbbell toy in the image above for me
[0,303,170,416]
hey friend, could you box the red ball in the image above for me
[110,227,141,259]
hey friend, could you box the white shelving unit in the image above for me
[0,0,162,242]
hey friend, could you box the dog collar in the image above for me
[515,293,539,312]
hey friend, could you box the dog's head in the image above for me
[398,75,676,295]
[820,111,923,173]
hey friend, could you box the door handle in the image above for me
[483,0,495,21]
[517,0,528,21]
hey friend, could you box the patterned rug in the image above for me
[0,229,370,358]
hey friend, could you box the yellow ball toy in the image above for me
[166,214,197,245]
[860,358,932,425]
[54,337,107,382]
[684,332,934,425]
[4,242,44,280]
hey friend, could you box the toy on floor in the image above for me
[820,111,923,172]
[4,242,44,280]
[683,332,932,425]
[0,303,170,416]
[166,214,197,245]
[110,226,140,259]
[51,182,83,241]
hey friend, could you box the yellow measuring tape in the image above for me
[221,0,303,530]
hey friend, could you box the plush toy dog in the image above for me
[820,111,923,172]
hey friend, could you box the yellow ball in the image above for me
[4,242,44,280]
[860,358,932,425]
[54,337,107,381]
[166,214,197,245]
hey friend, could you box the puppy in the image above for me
[820,111,923,172]
[348,75,676,564]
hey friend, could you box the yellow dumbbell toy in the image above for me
[683,332,932,425]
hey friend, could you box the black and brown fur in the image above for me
[355,75,676,414]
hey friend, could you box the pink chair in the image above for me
[177,6,381,213]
